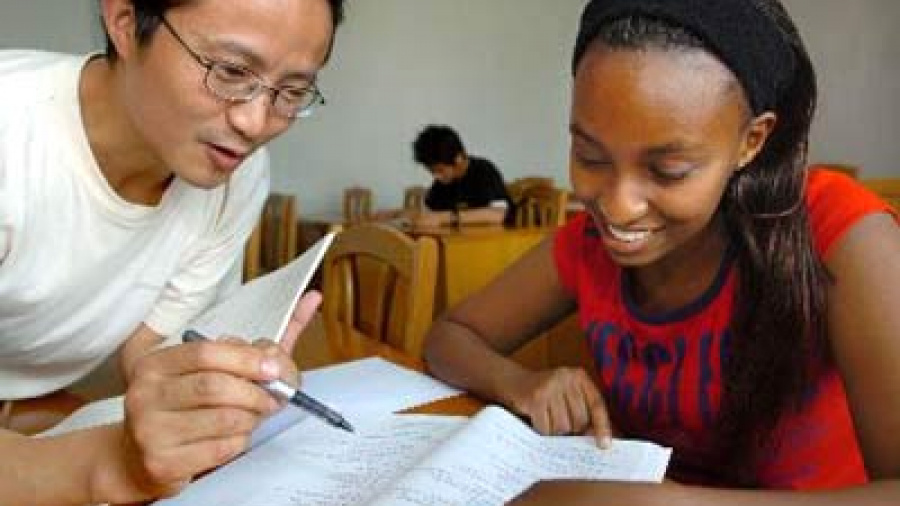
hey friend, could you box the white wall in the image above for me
[2,1,897,216]
[269,0,583,215]
[782,0,900,178]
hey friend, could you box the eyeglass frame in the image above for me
[158,15,325,120]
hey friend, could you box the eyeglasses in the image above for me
[160,16,325,119]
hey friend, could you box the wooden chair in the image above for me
[322,223,438,357]
[513,185,569,228]
[861,177,900,211]
[810,163,860,179]
[243,193,298,281]
[506,176,554,206]
[343,186,373,226]
[403,185,427,212]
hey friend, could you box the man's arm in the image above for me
[1,422,149,505]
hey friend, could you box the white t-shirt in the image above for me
[0,50,270,399]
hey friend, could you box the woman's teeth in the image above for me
[607,224,652,243]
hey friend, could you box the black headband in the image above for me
[573,0,795,114]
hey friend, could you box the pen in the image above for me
[181,329,354,432]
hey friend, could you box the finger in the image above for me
[135,340,282,382]
[529,404,552,436]
[136,434,250,490]
[280,291,322,352]
[580,381,612,448]
[563,382,591,434]
[153,371,279,415]
[547,395,574,436]
[133,407,261,448]
[253,339,299,389]
[217,336,248,345]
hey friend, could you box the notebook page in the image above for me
[189,233,335,342]
[249,357,462,448]
[369,405,672,505]
[154,414,467,506]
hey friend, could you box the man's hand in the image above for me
[96,292,322,501]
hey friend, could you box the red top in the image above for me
[553,169,897,489]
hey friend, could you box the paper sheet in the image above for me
[189,233,335,342]
[39,356,462,448]
[154,406,671,506]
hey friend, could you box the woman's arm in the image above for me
[425,239,613,441]
[425,239,573,397]
[824,212,900,478]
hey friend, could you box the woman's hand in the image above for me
[508,366,613,447]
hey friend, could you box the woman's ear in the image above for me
[100,0,139,61]
[737,111,777,169]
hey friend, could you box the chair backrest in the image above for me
[861,177,900,211]
[244,193,298,281]
[322,223,438,356]
[403,185,427,211]
[506,176,554,206]
[343,186,373,225]
[513,185,569,228]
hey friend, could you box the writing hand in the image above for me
[111,292,321,499]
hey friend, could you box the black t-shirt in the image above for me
[425,157,512,214]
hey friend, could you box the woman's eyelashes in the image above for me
[650,164,694,183]
[574,151,695,183]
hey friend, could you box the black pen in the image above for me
[182,329,354,432]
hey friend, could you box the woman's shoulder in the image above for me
[805,169,897,257]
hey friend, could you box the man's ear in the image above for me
[100,0,139,60]
[737,111,777,170]
[454,152,468,171]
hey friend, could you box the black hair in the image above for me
[574,1,826,486]
[412,125,467,168]
[102,0,345,61]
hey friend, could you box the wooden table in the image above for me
[294,313,483,416]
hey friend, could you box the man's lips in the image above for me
[205,142,249,172]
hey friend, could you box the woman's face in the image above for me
[569,43,772,268]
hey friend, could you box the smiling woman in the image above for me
[0,0,348,504]
[422,0,900,504]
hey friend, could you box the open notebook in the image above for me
[155,405,671,506]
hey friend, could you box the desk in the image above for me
[294,313,483,416]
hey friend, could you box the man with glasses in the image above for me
[0,0,344,503]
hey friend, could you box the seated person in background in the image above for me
[425,0,900,504]
[409,124,514,227]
